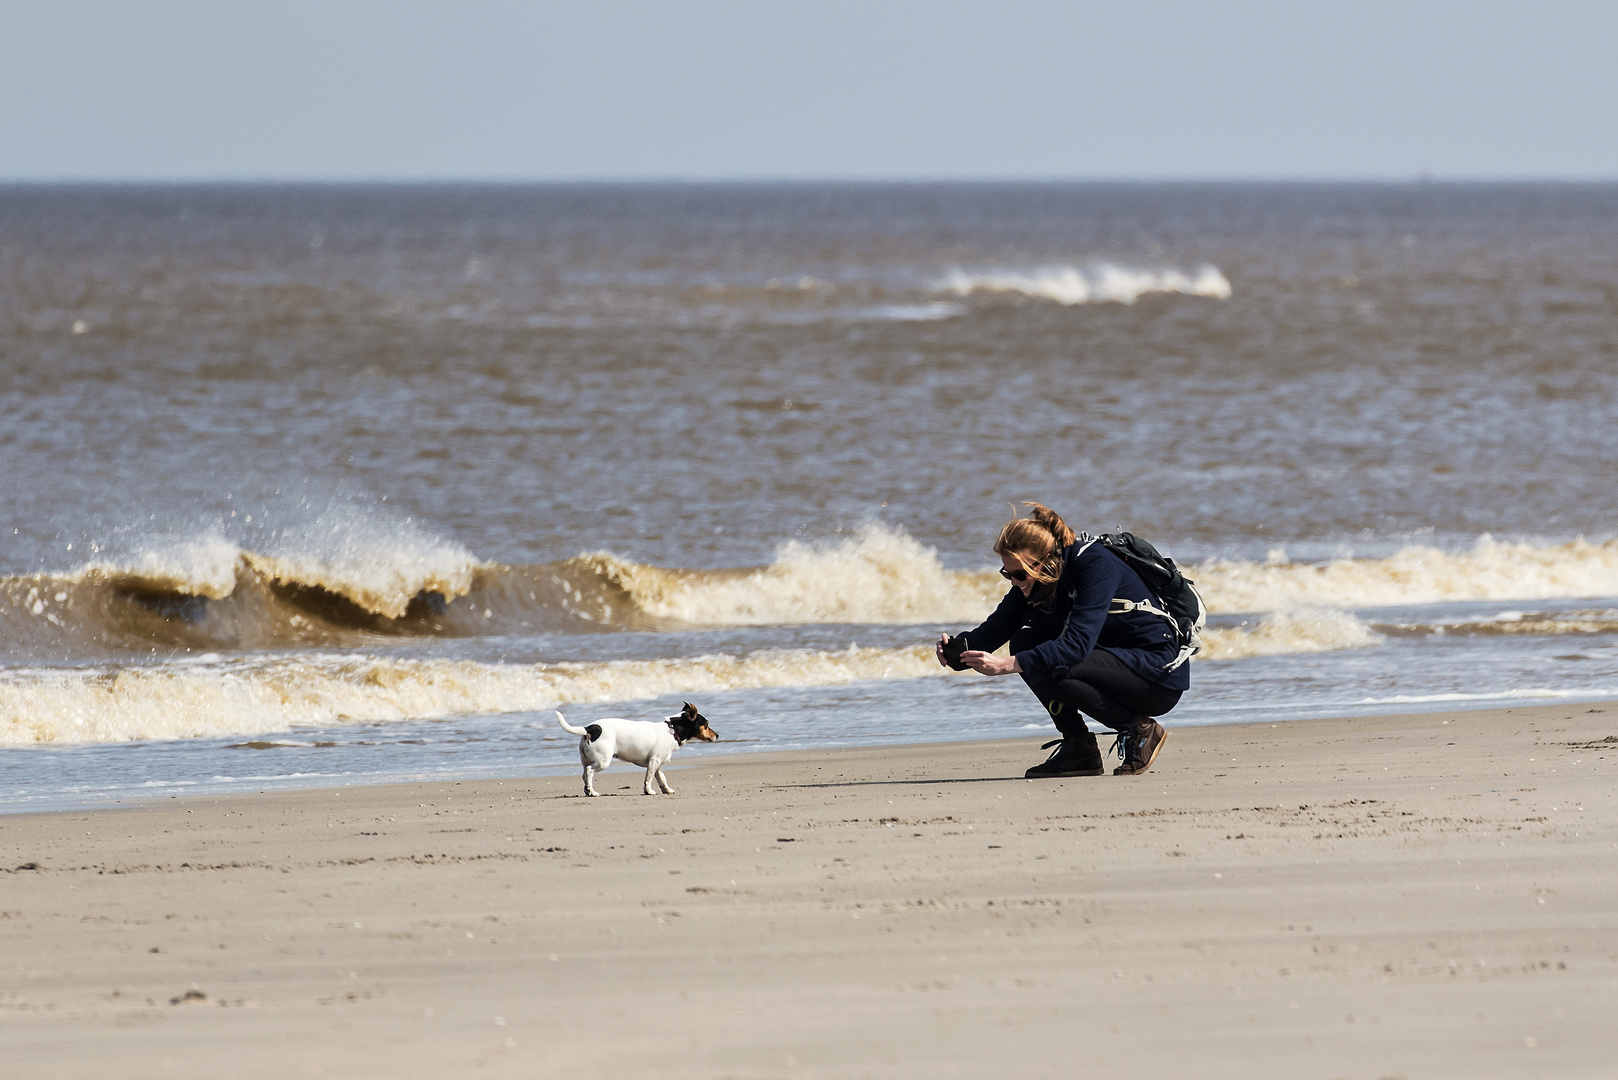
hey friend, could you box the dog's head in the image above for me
[668,701,718,744]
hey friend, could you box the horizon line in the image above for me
[5,174,1618,187]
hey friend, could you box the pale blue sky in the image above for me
[2,0,1615,181]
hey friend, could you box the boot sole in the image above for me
[1114,727,1168,776]
[1026,767,1106,778]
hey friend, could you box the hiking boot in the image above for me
[1025,733,1105,778]
[1113,717,1168,776]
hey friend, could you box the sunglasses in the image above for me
[999,565,1031,582]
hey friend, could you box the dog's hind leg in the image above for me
[583,765,599,797]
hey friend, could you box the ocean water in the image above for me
[3,183,1616,810]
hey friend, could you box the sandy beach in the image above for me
[3,703,1615,1079]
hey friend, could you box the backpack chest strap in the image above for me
[1112,597,1198,671]
[1109,597,1175,623]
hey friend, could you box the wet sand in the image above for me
[3,702,1616,1079]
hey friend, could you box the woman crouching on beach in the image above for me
[938,503,1189,778]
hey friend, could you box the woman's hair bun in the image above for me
[1020,502,1076,548]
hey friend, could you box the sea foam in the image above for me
[0,646,949,746]
[1200,608,1382,660]
[0,605,1399,746]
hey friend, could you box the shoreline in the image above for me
[5,691,1618,816]
[3,701,1616,1078]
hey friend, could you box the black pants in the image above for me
[1011,628,1182,736]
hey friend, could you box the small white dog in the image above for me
[556,702,718,797]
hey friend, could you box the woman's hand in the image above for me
[935,633,951,668]
[962,650,1020,676]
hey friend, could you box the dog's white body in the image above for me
[557,708,709,796]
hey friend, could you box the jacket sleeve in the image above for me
[1013,551,1122,685]
[961,587,1027,655]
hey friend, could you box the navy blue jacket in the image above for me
[963,540,1191,692]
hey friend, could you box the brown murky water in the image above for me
[2,183,1615,803]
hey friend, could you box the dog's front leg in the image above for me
[583,765,599,797]
[647,751,674,794]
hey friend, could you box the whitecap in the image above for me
[942,263,1232,306]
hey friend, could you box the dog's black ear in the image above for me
[682,701,697,716]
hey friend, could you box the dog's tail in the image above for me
[556,710,592,737]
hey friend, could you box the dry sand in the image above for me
[3,703,1616,1079]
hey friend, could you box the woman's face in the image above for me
[1001,551,1039,597]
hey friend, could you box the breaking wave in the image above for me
[84,534,244,599]
[943,264,1232,306]
[575,524,1000,628]
[1194,536,1618,613]
[80,524,478,619]
[0,524,1004,656]
[5,526,1618,661]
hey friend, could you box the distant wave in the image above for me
[1369,608,1618,639]
[942,264,1232,306]
[860,302,964,322]
[1352,688,1618,706]
[759,302,966,325]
